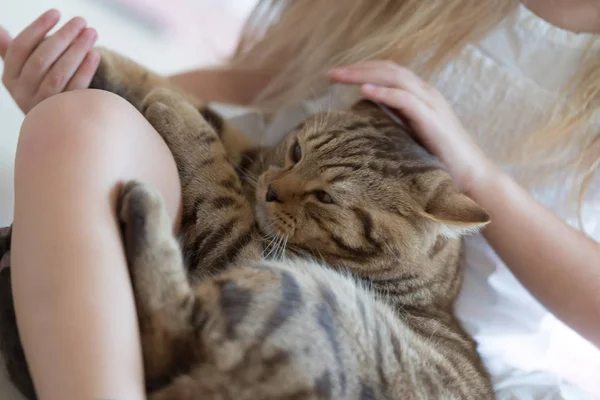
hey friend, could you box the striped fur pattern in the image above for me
[0,49,494,399]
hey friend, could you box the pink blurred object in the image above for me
[100,0,174,29]
[101,0,256,63]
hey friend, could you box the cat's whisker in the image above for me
[271,235,281,260]
[324,85,333,131]
[275,234,286,260]
[317,85,332,132]
[299,102,310,123]
[257,220,277,239]
[260,232,275,258]
[316,89,325,132]
[313,248,326,265]
[237,162,259,184]
[282,236,289,259]
[239,168,259,187]
[275,235,285,258]
[308,86,323,136]
[264,222,278,238]
[261,243,271,259]
[261,237,275,258]
[264,234,281,259]
[276,235,289,260]
[307,112,318,139]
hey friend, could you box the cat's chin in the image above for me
[254,202,279,235]
[254,202,294,239]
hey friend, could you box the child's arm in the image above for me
[170,67,275,106]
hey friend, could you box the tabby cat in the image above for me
[0,49,494,399]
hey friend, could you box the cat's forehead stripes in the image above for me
[298,112,440,182]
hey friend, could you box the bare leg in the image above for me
[10,89,181,399]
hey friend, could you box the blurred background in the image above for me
[0,1,255,397]
[0,0,257,225]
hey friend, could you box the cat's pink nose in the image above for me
[266,185,282,203]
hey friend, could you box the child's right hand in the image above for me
[0,9,100,114]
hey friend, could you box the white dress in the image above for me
[437,6,600,400]
[217,4,600,399]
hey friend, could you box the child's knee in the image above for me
[18,89,137,158]
[15,89,154,188]
[15,88,181,228]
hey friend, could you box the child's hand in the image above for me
[0,9,100,114]
[328,61,493,194]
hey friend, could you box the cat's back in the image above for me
[170,258,492,400]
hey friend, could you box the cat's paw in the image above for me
[119,181,171,262]
[142,88,183,132]
[142,88,203,131]
[142,87,184,110]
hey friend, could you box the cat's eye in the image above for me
[291,142,302,163]
[313,190,334,204]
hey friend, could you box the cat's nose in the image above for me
[265,185,282,203]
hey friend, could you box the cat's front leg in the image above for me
[118,180,205,386]
[89,48,262,173]
[141,88,262,277]
[89,48,173,111]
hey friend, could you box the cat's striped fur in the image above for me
[0,49,494,399]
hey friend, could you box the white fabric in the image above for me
[441,6,600,399]
[218,4,600,399]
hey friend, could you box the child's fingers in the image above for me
[329,62,431,106]
[21,17,87,95]
[328,61,419,86]
[65,50,100,91]
[36,27,97,98]
[361,84,432,134]
[0,26,12,59]
[3,9,60,80]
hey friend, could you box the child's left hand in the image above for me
[328,61,494,194]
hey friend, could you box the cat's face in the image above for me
[254,101,489,278]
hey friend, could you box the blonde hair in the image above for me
[229,0,600,222]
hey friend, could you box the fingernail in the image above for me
[0,26,10,58]
[44,9,61,22]
[82,27,97,41]
[362,84,377,92]
[71,16,87,31]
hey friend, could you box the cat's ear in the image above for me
[421,182,490,238]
